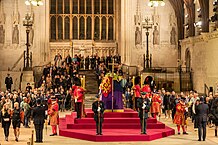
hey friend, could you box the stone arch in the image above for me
[185,48,191,72]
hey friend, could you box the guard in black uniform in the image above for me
[137,92,150,134]
[32,99,46,143]
[92,95,105,135]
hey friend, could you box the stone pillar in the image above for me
[21,71,34,91]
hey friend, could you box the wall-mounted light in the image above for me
[148,0,165,7]
[25,0,43,6]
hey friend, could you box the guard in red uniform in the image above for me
[151,92,162,119]
[173,98,188,135]
[74,86,85,119]
[48,96,59,136]
[141,84,151,94]
[133,76,141,111]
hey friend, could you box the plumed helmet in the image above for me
[134,76,141,85]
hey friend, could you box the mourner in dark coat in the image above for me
[32,99,46,143]
[5,74,13,91]
[1,104,11,141]
[92,95,105,135]
[137,92,150,134]
[12,102,22,142]
[195,97,209,141]
[211,98,218,137]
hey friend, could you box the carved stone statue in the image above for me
[153,26,159,45]
[0,25,5,44]
[12,25,19,44]
[135,27,142,45]
[170,26,176,45]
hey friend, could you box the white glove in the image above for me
[142,104,146,109]
[185,107,188,112]
[97,107,101,112]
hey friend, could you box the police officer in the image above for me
[137,92,150,134]
[32,99,46,143]
[92,95,105,135]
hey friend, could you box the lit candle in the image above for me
[141,74,143,87]
[83,76,86,89]
[132,76,135,87]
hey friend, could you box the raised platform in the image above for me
[59,109,175,142]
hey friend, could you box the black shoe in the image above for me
[178,132,180,135]
[215,129,217,137]
[35,141,40,143]
[5,137,8,141]
[198,139,201,141]
[53,133,58,136]
[96,133,100,135]
[15,137,18,142]
[183,132,188,135]
[50,134,55,136]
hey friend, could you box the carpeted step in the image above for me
[59,109,175,142]
[74,118,157,124]
[86,112,139,118]
[59,118,67,129]
[59,128,175,142]
[67,122,165,129]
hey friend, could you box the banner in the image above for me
[100,76,112,97]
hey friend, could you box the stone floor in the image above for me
[0,112,218,145]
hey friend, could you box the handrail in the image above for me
[10,52,24,71]
[32,62,51,69]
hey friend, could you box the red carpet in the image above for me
[59,109,175,142]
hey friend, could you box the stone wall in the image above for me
[180,31,218,93]
[0,71,21,91]
[120,0,178,68]
[0,0,50,71]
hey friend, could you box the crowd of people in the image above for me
[0,52,218,142]
[130,76,218,141]
[0,53,122,142]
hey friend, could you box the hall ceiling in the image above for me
[168,0,184,39]
[168,0,209,39]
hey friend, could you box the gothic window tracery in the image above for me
[50,0,115,41]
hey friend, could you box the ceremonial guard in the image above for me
[173,98,188,135]
[48,96,59,136]
[196,97,209,141]
[133,76,141,111]
[74,85,85,119]
[137,92,150,134]
[32,99,46,143]
[92,95,105,135]
[151,92,161,119]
